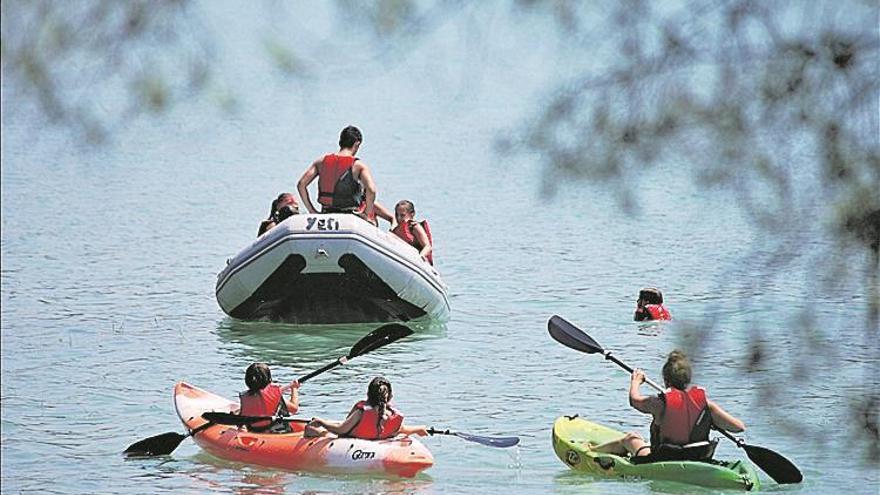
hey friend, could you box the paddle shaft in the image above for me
[293,323,409,384]
[297,357,347,384]
[202,412,310,425]
[603,351,664,392]
[426,427,520,448]
[714,426,744,445]
[189,421,216,437]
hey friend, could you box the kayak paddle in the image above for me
[123,323,414,457]
[202,413,519,448]
[427,427,520,448]
[547,315,803,484]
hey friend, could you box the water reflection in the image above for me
[213,318,448,367]
[186,452,436,494]
[635,320,668,338]
[236,471,288,495]
[553,470,719,495]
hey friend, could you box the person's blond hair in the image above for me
[662,350,692,390]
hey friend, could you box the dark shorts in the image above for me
[321,206,358,214]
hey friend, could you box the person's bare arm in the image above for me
[311,409,363,436]
[629,369,663,415]
[281,380,300,415]
[258,220,275,237]
[398,423,428,436]
[373,201,393,224]
[707,400,745,432]
[412,223,432,260]
[353,161,376,219]
[297,159,322,214]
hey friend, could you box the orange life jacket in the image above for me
[348,400,404,440]
[652,386,710,446]
[317,154,363,209]
[392,220,434,265]
[239,384,284,431]
[646,304,672,320]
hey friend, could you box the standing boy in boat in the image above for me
[592,350,745,461]
[296,125,392,225]
[634,287,672,321]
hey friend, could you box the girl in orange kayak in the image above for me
[305,376,428,439]
[592,350,745,460]
[239,363,300,432]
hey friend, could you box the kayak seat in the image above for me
[630,439,718,464]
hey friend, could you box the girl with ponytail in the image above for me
[306,376,427,439]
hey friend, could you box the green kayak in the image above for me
[552,416,760,491]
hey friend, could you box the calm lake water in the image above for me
[1,3,877,494]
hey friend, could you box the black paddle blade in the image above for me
[348,323,413,359]
[743,443,803,484]
[453,432,520,448]
[548,315,604,354]
[123,431,186,457]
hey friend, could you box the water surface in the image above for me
[2,2,876,494]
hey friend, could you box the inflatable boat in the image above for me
[216,213,449,324]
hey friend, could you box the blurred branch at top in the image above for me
[1,0,217,144]
[0,0,434,144]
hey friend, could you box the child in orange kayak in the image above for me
[634,287,672,321]
[592,350,745,461]
[239,363,300,432]
[305,376,427,439]
[390,200,433,264]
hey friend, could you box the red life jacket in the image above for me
[348,400,404,440]
[645,304,672,321]
[318,154,362,209]
[654,387,709,445]
[239,384,283,431]
[392,220,434,265]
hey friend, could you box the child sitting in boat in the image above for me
[591,350,745,462]
[391,200,433,264]
[239,363,300,432]
[304,376,427,439]
[258,193,300,236]
[634,287,672,321]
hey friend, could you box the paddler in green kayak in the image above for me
[592,350,746,462]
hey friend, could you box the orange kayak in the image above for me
[173,382,433,478]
